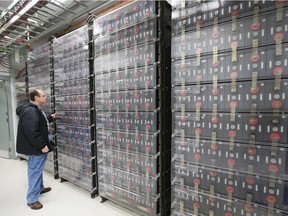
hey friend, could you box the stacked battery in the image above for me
[171,1,288,216]
[94,1,171,215]
[27,43,56,176]
[53,26,97,193]
[15,68,28,106]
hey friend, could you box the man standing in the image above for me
[16,89,55,210]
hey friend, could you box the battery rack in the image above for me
[49,38,59,179]
[16,62,29,161]
[53,25,97,196]
[171,1,288,216]
[27,43,58,178]
[93,1,171,215]
[15,62,28,106]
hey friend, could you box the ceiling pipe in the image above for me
[0,0,117,56]
[0,0,48,51]
[0,0,32,32]
[0,36,32,51]
[0,0,28,20]
[10,24,41,34]
[15,38,32,51]
[15,65,26,79]
[16,19,48,30]
[0,0,48,37]
[47,0,75,14]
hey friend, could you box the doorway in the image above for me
[0,79,11,158]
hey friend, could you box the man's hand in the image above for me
[51,113,57,119]
[41,145,49,153]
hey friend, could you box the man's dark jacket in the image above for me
[16,102,53,155]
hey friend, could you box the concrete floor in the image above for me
[0,157,141,216]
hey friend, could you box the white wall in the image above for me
[0,58,18,159]
[10,76,18,159]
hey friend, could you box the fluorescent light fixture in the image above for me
[18,0,39,15]
[4,36,12,39]
[51,0,68,6]
[0,0,39,35]
[27,18,38,23]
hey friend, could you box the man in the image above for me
[16,89,55,210]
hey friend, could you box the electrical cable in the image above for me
[0,58,9,68]
[0,58,9,66]
[85,14,97,24]
[0,61,9,69]
[1,58,9,64]
[0,56,9,63]
[15,39,33,51]
[15,66,27,79]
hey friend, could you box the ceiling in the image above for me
[0,1,13,11]
[0,0,114,58]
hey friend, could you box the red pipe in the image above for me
[15,65,27,79]
[15,39,33,51]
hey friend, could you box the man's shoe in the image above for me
[27,201,43,210]
[40,187,51,194]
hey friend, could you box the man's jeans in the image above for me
[27,154,47,204]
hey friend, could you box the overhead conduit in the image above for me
[0,0,51,74]
[0,0,48,50]
[15,65,26,78]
